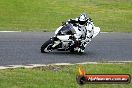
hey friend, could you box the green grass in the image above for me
[0,63,131,88]
[0,0,131,32]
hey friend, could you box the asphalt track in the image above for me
[0,32,132,66]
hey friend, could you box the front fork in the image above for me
[50,37,61,49]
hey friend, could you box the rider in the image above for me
[63,13,95,52]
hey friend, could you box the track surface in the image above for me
[0,32,132,66]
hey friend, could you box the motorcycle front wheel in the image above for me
[41,39,53,53]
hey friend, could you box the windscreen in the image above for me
[57,24,76,35]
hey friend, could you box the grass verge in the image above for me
[0,0,131,32]
[0,63,131,88]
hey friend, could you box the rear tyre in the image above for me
[41,39,53,53]
[70,48,75,53]
[69,44,75,53]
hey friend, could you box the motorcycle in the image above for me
[41,23,100,53]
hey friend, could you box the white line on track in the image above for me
[108,61,132,63]
[101,32,108,33]
[0,61,131,69]
[0,31,21,32]
[0,31,109,33]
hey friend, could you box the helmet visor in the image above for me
[78,20,87,25]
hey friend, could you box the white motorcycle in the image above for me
[41,23,100,53]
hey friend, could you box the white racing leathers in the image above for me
[83,20,100,48]
[71,19,100,52]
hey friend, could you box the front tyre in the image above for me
[41,39,53,53]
